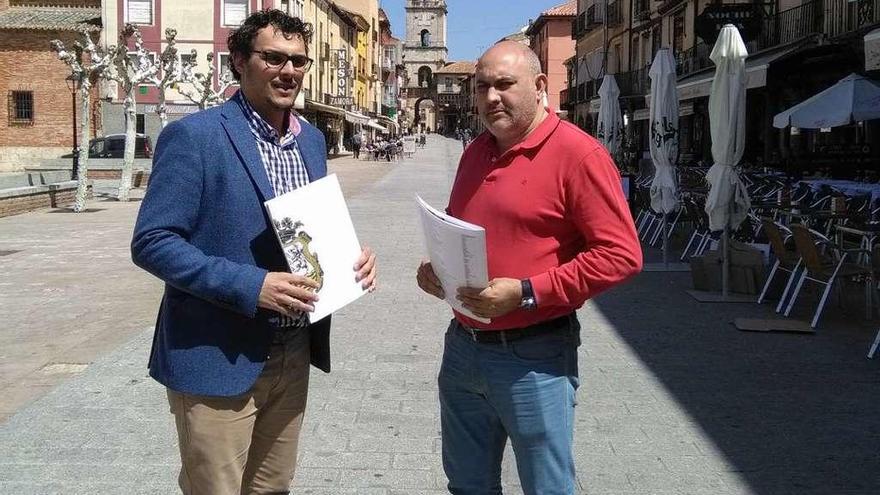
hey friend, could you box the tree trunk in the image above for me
[117,91,136,202]
[157,89,168,128]
[73,88,91,213]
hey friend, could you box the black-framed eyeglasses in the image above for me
[253,50,313,72]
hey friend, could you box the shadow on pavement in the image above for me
[589,247,880,494]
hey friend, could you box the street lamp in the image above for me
[65,74,80,180]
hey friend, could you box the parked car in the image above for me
[88,134,152,158]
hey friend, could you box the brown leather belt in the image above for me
[454,314,573,344]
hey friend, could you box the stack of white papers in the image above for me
[264,174,366,323]
[416,196,490,323]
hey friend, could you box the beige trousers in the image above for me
[167,331,310,495]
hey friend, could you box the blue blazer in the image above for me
[132,92,331,397]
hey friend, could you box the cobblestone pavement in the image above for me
[1,135,879,494]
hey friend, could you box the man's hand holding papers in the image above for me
[416,196,491,323]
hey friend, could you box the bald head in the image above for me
[477,41,543,76]
[473,40,548,152]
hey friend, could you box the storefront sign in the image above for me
[695,3,762,44]
[330,96,354,106]
[335,48,350,105]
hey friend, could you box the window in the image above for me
[290,0,304,19]
[672,13,685,55]
[222,0,248,27]
[420,29,431,47]
[136,114,145,134]
[126,0,153,25]
[8,91,34,125]
[217,53,238,85]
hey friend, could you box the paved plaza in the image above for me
[1,135,879,494]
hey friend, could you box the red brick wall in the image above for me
[0,187,82,218]
[0,29,102,149]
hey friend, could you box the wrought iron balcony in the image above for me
[675,42,712,78]
[617,67,650,96]
[633,0,650,22]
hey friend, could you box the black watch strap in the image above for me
[520,279,537,311]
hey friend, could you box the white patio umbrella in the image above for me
[704,24,752,298]
[597,74,622,158]
[648,48,680,266]
[773,73,880,129]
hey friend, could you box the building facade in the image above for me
[525,0,576,115]
[565,0,880,175]
[98,0,395,155]
[434,61,473,135]
[0,0,103,171]
[379,7,404,130]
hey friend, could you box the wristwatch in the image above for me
[519,279,537,311]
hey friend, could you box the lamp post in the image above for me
[65,74,80,180]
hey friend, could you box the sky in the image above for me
[380,0,570,62]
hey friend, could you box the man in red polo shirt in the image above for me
[416,41,642,494]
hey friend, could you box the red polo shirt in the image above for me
[447,112,642,330]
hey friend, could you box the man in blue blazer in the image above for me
[131,10,376,495]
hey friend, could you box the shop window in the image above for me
[8,91,34,125]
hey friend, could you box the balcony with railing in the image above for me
[404,41,447,49]
[585,5,603,30]
[560,88,570,109]
[675,42,712,78]
[617,67,650,96]
[633,0,650,22]
[757,0,878,52]
[571,12,585,39]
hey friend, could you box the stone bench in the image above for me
[0,170,72,190]
[0,181,80,218]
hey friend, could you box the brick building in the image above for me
[525,0,576,115]
[0,0,102,172]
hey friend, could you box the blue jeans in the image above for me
[439,315,581,495]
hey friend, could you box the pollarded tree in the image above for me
[50,30,114,213]
[107,24,159,202]
[179,51,235,110]
[149,28,184,129]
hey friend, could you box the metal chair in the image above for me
[756,219,801,313]
[784,224,872,328]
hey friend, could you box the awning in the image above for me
[676,42,805,101]
[377,115,399,132]
[344,110,370,125]
[366,120,388,132]
[304,99,344,116]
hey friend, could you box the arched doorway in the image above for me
[413,97,436,132]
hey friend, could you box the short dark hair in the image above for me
[226,9,314,81]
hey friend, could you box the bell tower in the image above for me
[402,0,448,131]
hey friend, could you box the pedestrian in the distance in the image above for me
[131,10,377,495]
[416,40,642,494]
[351,130,362,159]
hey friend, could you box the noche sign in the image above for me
[695,3,762,44]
